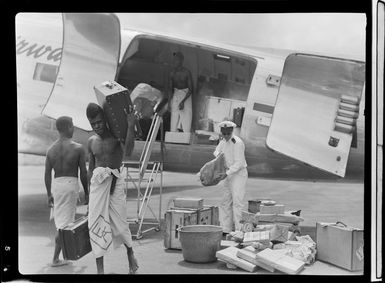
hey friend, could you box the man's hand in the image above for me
[215,173,227,182]
[48,195,54,207]
[178,101,184,110]
[84,194,89,205]
[124,106,136,128]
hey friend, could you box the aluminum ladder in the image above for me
[122,112,164,239]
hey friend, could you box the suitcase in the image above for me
[94,81,133,144]
[316,222,364,271]
[59,216,92,260]
[233,107,245,127]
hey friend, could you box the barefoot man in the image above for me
[168,51,194,132]
[44,116,89,267]
[86,102,139,274]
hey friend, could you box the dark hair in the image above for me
[173,51,184,61]
[86,103,104,120]
[56,116,73,133]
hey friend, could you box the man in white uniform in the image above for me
[214,121,248,234]
[168,51,193,132]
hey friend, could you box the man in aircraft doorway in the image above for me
[168,51,193,132]
[86,103,138,274]
[214,121,248,234]
[44,116,88,267]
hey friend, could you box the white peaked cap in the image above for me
[218,121,236,128]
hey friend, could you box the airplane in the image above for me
[16,13,366,181]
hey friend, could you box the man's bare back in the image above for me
[46,139,84,178]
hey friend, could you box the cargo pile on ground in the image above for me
[215,198,364,274]
[215,198,316,274]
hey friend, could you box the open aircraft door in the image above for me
[266,54,365,177]
[42,13,121,131]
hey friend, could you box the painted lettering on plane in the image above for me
[16,36,62,62]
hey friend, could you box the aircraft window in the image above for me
[33,63,58,83]
[214,54,231,61]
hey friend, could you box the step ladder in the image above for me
[122,112,164,239]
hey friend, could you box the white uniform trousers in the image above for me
[219,168,248,233]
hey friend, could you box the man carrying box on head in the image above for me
[214,121,248,235]
[86,103,138,274]
[44,116,89,267]
[168,51,193,133]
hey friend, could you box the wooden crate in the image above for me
[174,198,203,209]
[198,207,212,225]
[164,209,198,249]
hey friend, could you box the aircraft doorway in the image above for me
[116,36,257,145]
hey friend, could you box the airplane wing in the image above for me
[266,53,365,177]
[42,13,121,131]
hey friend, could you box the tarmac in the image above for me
[18,162,364,276]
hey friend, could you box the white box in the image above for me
[216,247,257,272]
[260,204,285,214]
[165,131,192,144]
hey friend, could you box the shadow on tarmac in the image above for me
[36,262,87,274]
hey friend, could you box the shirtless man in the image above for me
[168,51,194,132]
[44,116,88,267]
[86,102,138,274]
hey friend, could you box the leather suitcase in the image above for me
[316,222,363,271]
[94,81,133,144]
[233,107,245,127]
[59,216,92,260]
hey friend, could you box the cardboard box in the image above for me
[174,198,203,209]
[241,210,259,226]
[316,222,364,271]
[164,209,198,249]
[220,240,240,249]
[165,131,192,144]
[260,204,285,214]
[216,247,257,272]
[270,224,289,243]
[255,248,305,274]
[248,199,272,213]
[258,213,304,224]
[243,231,270,243]
[237,247,275,272]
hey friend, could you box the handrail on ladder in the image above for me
[122,97,167,239]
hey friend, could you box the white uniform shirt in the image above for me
[214,135,247,176]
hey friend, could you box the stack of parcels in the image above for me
[164,198,219,249]
[242,198,303,239]
[216,232,316,274]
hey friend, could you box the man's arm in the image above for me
[87,138,96,191]
[181,69,193,103]
[78,145,89,204]
[44,153,54,207]
[121,108,136,161]
[168,71,174,102]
